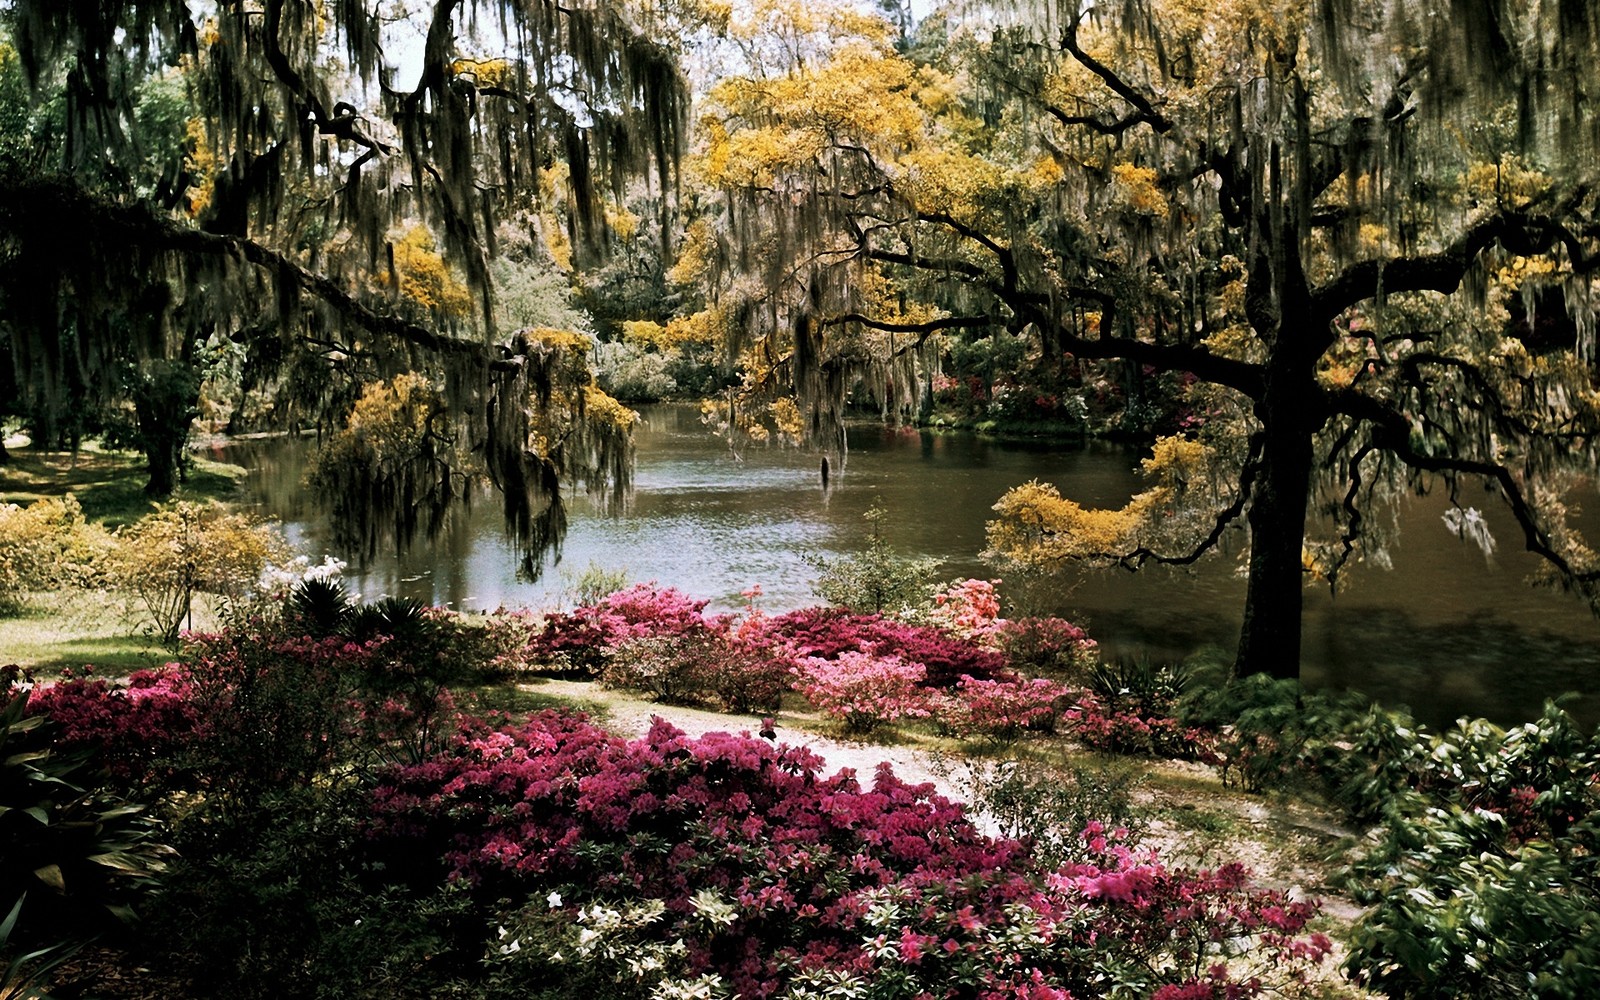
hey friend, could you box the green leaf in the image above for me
[32,864,65,893]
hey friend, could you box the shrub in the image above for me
[958,756,1148,868]
[175,623,375,809]
[530,584,711,675]
[367,713,1333,1000]
[791,650,932,734]
[1177,672,1368,793]
[769,608,1006,689]
[1,673,171,947]
[924,576,1006,641]
[0,496,115,611]
[25,665,202,789]
[806,506,940,614]
[595,588,792,713]
[933,673,1072,746]
[995,615,1099,680]
[1064,694,1202,758]
[1342,702,1600,998]
[109,501,289,642]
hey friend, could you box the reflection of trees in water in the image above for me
[1309,607,1600,729]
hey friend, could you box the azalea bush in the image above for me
[595,587,792,713]
[924,577,1006,643]
[367,712,1334,1000]
[934,673,1073,746]
[790,650,933,734]
[769,608,1007,688]
[995,615,1099,680]
[1,668,171,950]
[24,664,202,789]
[1065,695,1202,758]
[529,583,713,675]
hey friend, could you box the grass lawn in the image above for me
[0,589,175,676]
[1,442,254,673]
[0,444,248,527]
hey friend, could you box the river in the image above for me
[224,404,1600,727]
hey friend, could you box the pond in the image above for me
[222,404,1600,728]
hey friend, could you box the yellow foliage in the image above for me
[341,372,441,450]
[184,117,218,219]
[1460,155,1552,209]
[386,226,472,316]
[0,496,115,606]
[989,437,1219,569]
[541,211,574,272]
[668,218,718,287]
[111,501,289,641]
[1202,324,1263,363]
[626,310,725,352]
[901,147,1006,222]
[1111,163,1169,218]
[605,202,640,242]
[1030,155,1065,187]
[584,385,639,434]
[987,480,1153,567]
[1493,254,1560,293]
[523,326,594,353]
[769,396,804,443]
[703,45,926,188]
[450,57,511,88]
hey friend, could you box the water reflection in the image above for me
[225,405,1600,728]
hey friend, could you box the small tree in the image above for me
[111,502,288,642]
[808,505,940,614]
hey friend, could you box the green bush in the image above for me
[1177,669,1368,793]
[1341,702,1600,998]
[807,506,940,615]
[0,496,115,612]
[958,755,1147,868]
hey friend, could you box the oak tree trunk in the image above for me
[1234,364,1316,680]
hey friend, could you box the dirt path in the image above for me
[529,679,967,799]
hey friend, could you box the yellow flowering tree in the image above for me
[698,0,1600,679]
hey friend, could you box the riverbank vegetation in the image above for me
[4,535,1597,996]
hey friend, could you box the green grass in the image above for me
[464,682,614,722]
[0,446,248,527]
[0,589,173,677]
[1161,803,1239,835]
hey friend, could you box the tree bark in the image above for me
[1234,366,1316,680]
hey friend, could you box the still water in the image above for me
[225,404,1600,727]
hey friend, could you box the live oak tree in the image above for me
[696,0,1600,679]
[0,0,686,568]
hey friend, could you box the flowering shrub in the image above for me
[925,577,1006,644]
[529,584,713,674]
[596,587,793,713]
[25,665,202,787]
[996,615,1099,680]
[769,608,1006,689]
[934,673,1073,745]
[1065,695,1205,758]
[367,714,1333,999]
[791,651,932,734]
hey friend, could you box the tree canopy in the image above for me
[6,0,1600,676]
[0,0,687,567]
[687,0,1600,677]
